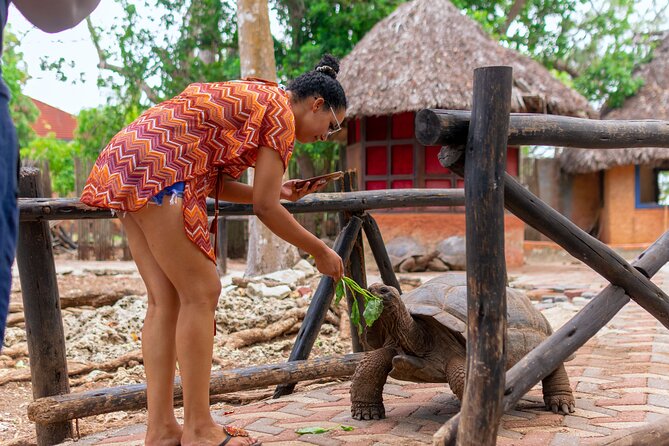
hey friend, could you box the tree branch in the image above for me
[500,0,528,35]
[86,17,160,104]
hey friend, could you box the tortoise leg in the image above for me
[399,258,416,272]
[351,346,396,420]
[542,363,575,414]
[445,354,466,401]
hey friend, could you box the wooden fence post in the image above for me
[273,215,363,397]
[454,66,512,446]
[361,213,402,293]
[434,229,669,444]
[338,171,366,353]
[16,168,71,445]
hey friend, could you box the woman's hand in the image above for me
[313,246,344,282]
[280,179,325,202]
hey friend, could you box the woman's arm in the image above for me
[212,174,322,204]
[215,180,254,203]
[252,147,343,279]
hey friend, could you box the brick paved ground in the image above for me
[60,297,669,446]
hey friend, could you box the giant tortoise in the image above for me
[350,273,575,420]
[385,237,440,273]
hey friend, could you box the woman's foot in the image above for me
[145,421,182,446]
[181,423,260,446]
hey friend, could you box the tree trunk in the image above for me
[237,0,299,276]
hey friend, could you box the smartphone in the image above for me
[293,171,345,189]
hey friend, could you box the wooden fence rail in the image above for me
[17,66,669,446]
[16,174,463,445]
[416,68,669,445]
[416,109,669,148]
[18,189,465,221]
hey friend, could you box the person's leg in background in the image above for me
[0,88,18,350]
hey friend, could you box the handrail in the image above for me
[18,188,466,221]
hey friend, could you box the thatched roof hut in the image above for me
[560,35,669,174]
[338,0,594,119]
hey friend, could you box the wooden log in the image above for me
[16,168,72,444]
[434,229,669,445]
[362,213,402,293]
[273,216,363,398]
[340,171,365,353]
[0,350,144,386]
[18,189,465,221]
[453,66,512,446]
[28,352,363,424]
[416,109,669,148]
[599,415,669,445]
[441,153,669,330]
[222,308,339,350]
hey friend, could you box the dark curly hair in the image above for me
[287,54,348,111]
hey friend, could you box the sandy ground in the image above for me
[0,251,651,446]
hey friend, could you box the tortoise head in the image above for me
[368,283,402,308]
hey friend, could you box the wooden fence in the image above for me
[14,65,669,445]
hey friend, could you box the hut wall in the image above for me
[564,171,602,236]
[370,212,525,267]
[601,165,668,244]
[345,143,363,190]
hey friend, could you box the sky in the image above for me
[7,1,124,115]
[7,1,284,116]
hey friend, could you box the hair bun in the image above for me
[315,54,340,79]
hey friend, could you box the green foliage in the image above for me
[2,26,38,148]
[335,276,384,335]
[295,425,354,435]
[45,0,240,106]
[272,0,406,175]
[21,136,78,195]
[75,104,142,160]
[450,0,667,108]
[272,0,406,81]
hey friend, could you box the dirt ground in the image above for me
[0,252,625,446]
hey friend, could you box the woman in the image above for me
[81,55,347,446]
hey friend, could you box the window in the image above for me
[358,112,520,211]
[636,165,669,208]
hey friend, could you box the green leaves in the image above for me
[334,276,384,335]
[295,425,355,435]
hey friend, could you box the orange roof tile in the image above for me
[29,98,77,140]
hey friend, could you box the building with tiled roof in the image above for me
[30,98,77,140]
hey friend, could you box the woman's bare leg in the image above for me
[129,201,258,446]
[120,214,182,446]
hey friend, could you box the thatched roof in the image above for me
[338,0,594,119]
[560,35,669,173]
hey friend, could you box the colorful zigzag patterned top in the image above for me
[81,78,295,262]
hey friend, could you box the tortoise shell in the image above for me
[400,274,553,358]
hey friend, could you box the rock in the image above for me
[527,288,554,300]
[565,289,587,299]
[297,286,312,297]
[581,291,598,299]
[261,269,306,287]
[246,282,292,299]
[293,259,316,276]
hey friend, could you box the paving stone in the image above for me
[55,279,669,446]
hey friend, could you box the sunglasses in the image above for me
[327,106,342,138]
